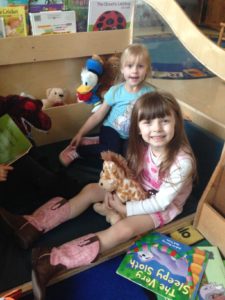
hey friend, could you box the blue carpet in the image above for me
[134,34,220,80]
[22,255,156,300]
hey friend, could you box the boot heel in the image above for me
[0,208,42,249]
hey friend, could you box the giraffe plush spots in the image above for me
[93,151,148,225]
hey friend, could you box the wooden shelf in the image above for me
[0,29,130,66]
[0,29,130,98]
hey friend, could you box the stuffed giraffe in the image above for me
[93,151,148,225]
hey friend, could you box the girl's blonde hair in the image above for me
[127,91,197,181]
[115,43,152,84]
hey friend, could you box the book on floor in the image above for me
[170,225,204,246]
[196,246,225,300]
[29,10,76,35]
[87,0,135,32]
[0,5,27,36]
[0,114,32,164]
[116,232,208,300]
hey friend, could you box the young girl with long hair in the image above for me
[0,91,196,300]
[59,43,154,166]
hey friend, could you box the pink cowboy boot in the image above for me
[0,197,70,249]
[32,233,100,300]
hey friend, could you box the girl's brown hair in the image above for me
[126,91,197,182]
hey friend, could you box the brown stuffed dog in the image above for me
[98,54,120,98]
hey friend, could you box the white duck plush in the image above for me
[76,54,104,112]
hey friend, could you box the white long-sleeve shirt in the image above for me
[126,147,193,219]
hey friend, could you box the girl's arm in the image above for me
[126,158,193,216]
[0,164,13,182]
[70,102,111,147]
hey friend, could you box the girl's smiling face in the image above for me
[121,56,148,92]
[138,112,176,155]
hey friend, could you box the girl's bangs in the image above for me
[125,53,146,65]
[138,98,172,121]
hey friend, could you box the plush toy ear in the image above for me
[46,88,52,98]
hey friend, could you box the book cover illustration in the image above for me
[0,16,6,36]
[117,232,208,300]
[63,0,89,32]
[170,225,204,246]
[7,0,29,8]
[0,0,8,6]
[0,114,32,165]
[0,0,28,7]
[197,246,225,300]
[29,10,76,35]
[0,6,27,36]
[87,0,135,32]
[29,0,63,13]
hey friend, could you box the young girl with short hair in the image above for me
[0,92,196,300]
[59,43,154,166]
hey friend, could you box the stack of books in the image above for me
[0,0,135,37]
[117,231,225,300]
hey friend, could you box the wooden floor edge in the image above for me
[0,213,195,297]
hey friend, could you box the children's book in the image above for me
[0,114,32,165]
[0,0,8,6]
[196,246,225,300]
[29,0,63,13]
[29,10,76,35]
[0,5,27,36]
[0,16,6,36]
[116,232,208,300]
[170,225,204,246]
[87,0,135,32]
[0,0,28,6]
[63,0,89,32]
[7,0,29,8]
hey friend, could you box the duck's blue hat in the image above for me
[86,58,103,76]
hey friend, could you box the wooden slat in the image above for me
[0,30,130,66]
[194,151,225,226]
[213,167,225,215]
[196,203,225,257]
[31,103,94,145]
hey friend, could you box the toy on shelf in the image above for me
[93,151,148,225]
[76,54,104,112]
[41,87,68,110]
[98,54,120,98]
[0,95,51,141]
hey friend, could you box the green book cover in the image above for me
[0,114,32,164]
[63,0,89,32]
[117,232,208,300]
[196,246,225,300]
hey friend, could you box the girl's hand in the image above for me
[70,132,82,147]
[104,192,114,209]
[109,193,127,216]
[0,164,13,182]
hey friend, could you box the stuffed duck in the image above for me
[76,55,104,112]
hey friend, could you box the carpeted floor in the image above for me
[134,34,221,80]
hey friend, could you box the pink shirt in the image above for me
[126,147,193,227]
